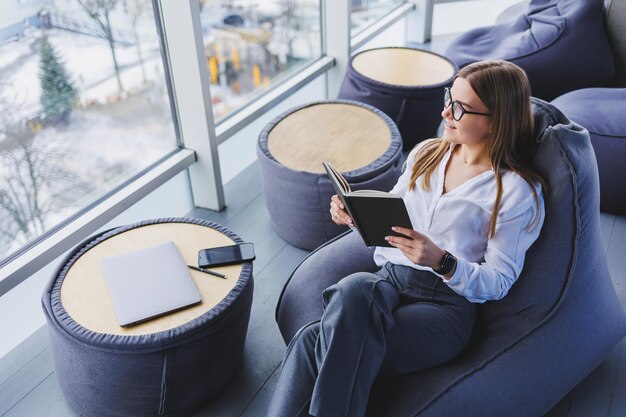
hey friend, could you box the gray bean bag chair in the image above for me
[257,100,404,251]
[42,218,254,417]
[275,99,626,416]
[495,0,531,23]
[552,87,626,216]
[444,0,616,101]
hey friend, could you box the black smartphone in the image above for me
[198,242,255,268]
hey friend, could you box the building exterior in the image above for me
[0,0,51,43]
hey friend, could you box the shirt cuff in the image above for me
[438,256,463,284]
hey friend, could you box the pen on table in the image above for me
[187,265,227,279]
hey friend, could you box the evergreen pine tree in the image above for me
[39,36,77,122]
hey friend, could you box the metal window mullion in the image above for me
[322,0,350,99]
[216,56,335,143]
[407,0,435,44]
[351,2,416,51]
[157,0,225,211]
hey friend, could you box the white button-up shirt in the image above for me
[373,141,545,303]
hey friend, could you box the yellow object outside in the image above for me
[232,47,240,70]
[209,57,218,84]
[253,64,261,88]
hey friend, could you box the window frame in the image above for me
[0,0,422,297]
[352,2,414,51]
[0,0,191,295]
[0,149,196,297]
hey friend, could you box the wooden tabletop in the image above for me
[267,102,392,174]
[352,48,455,87]
[60,222,242,336]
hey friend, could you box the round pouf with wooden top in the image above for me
[41,218,254,417]
[257,100,403,250]
[338,47,457,149]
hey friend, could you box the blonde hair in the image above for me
[408,60,546,238]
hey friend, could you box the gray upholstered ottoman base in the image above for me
[257,100,404,250]
[42,218,254,417]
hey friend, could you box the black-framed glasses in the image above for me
[444,87,492,121]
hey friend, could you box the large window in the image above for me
[0,0,178,262]
[198,0,322,122]
[351,0,405,35]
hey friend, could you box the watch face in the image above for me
[440,252,456,274]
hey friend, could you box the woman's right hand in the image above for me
[330,195,354,227]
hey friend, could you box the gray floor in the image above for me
[1,161,626,417]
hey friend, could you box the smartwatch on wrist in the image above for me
[434,251,456,275]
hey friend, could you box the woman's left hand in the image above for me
[386,226,445,269]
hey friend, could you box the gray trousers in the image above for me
[267,263,476,417]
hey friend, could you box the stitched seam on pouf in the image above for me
[257,100,403,181]
[159,350,167,414]
[52,264,253,353]
[587,132,626,139]
[348,47,457,93]
[465,5,566,66]
[44,217,253,351]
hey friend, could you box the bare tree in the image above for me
[0,123,44,243]
[0,122,88,256]
[76,0,124,93]
[123,0,148,84]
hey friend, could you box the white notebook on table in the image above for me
[101,241,202,327]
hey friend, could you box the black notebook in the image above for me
[323,162,413,247]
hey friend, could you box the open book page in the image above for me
[323,162,396,199]
[322,162,358,232]
[323,162,351,195]
[350,190,397,197]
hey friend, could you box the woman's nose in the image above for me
[441,105,451,119]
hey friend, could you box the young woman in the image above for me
[267,60,547,417]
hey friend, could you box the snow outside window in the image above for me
[0,0,178,262]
